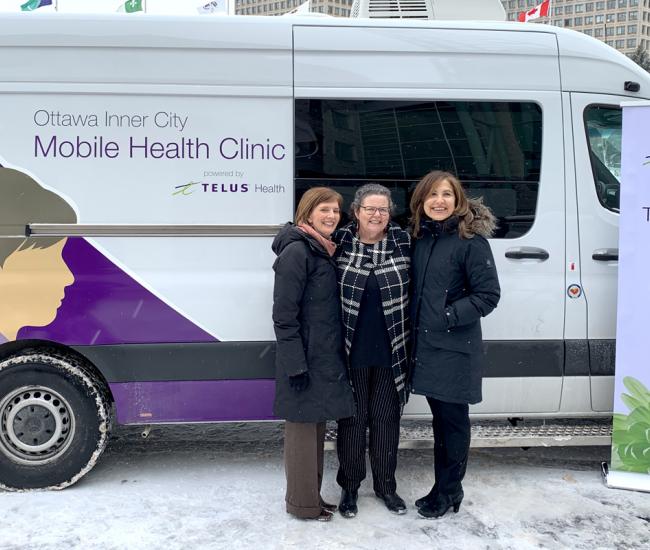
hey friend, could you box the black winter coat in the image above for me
[272,223,355,422]
[411,202,500,404]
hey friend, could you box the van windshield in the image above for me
[584,105,622,212]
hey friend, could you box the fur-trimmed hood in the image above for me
[465,197,497,238]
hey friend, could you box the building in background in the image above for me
[235,0,506,19]
[501,0,650,55]
[234,0,353,16]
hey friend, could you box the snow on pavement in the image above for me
[0,423,648,550]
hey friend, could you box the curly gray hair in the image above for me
[349,183,395,220]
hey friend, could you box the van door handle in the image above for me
[592,248,619,261]
[505,247,549,261]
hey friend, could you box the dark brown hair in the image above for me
[409,171,474,239]
[295,187,343,226]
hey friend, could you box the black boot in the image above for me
[339,489,358,518]
[417,490,463,519]
[375,491,407,514]
[415,486,438,509]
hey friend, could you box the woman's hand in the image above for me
[289,372,310,392]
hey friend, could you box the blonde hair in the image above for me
[295,187,343,226]
[409,171,474,239]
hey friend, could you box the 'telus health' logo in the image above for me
[644,155,650,166]
[173,181,249,196]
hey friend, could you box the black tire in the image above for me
[0,352,111,491]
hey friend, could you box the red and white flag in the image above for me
[517,0,550,22]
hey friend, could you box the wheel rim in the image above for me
[0,386,76,465]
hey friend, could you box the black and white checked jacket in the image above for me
[333,222,411,405]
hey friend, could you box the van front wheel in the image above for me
[0,352,111,491]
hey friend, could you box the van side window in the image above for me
[295,99,542,238]
[584,105,622,212]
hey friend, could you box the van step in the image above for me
[324,418,612,449]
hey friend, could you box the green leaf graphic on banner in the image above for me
[612,377,650,473]
[621,393,645,412]
[624,376,650,402]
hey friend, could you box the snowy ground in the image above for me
[0,423,648,550]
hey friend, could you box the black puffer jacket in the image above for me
[272,223,355,422]
[411,200,501,405]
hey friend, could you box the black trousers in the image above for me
[426,397,470,496]
[336,367,401,495]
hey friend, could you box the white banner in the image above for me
[608,101,650,492]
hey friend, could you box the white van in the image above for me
[0,13,648,490]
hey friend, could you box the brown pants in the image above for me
[284,421,326,519]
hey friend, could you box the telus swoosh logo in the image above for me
[172,181,201,196]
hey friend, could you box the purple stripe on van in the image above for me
[18,237,216,345]
[110,379,276,424]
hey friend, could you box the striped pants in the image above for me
[336,367,401,495]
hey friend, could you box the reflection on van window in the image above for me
[295,100,542,238]
[585,105,622,212]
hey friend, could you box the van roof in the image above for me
[1,14,648,98]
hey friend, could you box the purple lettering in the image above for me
[272,144,286,160]
[220,137,238,160]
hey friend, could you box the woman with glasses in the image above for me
[332,183,411,518]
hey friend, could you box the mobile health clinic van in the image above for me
[0,13,648,489]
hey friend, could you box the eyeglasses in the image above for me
[359,206,390,216]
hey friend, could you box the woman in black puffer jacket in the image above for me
[409,171,500,519]
[272,186,355,522]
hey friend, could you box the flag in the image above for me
[20,0,52,11]
[117,0,143,13]
[517,0,550,22]
[197,0,225,14]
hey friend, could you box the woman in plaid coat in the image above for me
[331,184,411,518]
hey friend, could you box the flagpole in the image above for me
[547,0,552,25]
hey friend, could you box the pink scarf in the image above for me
[297,223,337,257]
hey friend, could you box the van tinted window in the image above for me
[584,105,621,212]
[295,99,542,238]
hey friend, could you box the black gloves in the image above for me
[289,371,310,392]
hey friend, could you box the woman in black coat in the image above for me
[409,171,500,519]
[272,186,355,522]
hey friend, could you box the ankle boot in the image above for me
[415,486,438,508]
[339,489,358,518]
[417,489,463,519]
[375,491,407,514]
